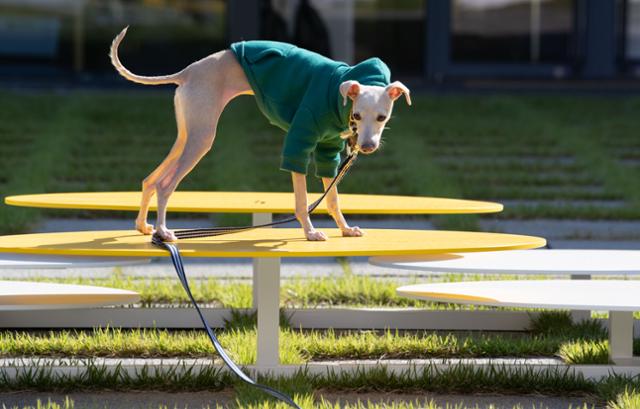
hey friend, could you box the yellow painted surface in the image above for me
[399,291,498,304]
[5,191,503,214]
[0,229,545,258]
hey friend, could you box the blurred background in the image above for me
[1,0,639,84]
[0,0,639,251]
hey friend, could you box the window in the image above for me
[451,0,574,64]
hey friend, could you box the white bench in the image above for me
[0,255,148,311]
[0,280,139,311]
[370,250,640,277]
[397,280,640,365]
[0,254,150,269]
[371,249,640,321]
[374,250,640,365]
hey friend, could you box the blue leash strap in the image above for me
[152,236,302,409]
[150,152,358,407]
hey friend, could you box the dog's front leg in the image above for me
[292,172,327,241]
[321,178,363,237]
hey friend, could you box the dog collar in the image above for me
[347,109,359,154]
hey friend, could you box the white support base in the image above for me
[570,274,592,323]
[610,311,635,364]
[251,212,282,368]
[255,257,281,368]
[252,212,274,308]
[0,308,537,331]
[3,357,640,380]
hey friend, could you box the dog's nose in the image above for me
[360,143,377,154]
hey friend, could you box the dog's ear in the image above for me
[386,81,412,106]
[340,81,361,106]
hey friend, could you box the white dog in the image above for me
[110,27,410,242]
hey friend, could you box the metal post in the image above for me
[252,213,281,368]
[252,213,278,308]
[609,311,634,365]
[226,0,261,43]
[581,0,617,78]
[73,0,85,74]
[425,0,450,82]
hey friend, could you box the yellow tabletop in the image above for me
[4,191,502,214]
[0,229,545,258]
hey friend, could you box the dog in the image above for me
[109,27,411,242]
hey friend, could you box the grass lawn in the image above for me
[1,91,640,233]
[1,358,639,408]
[0,311,619,365]
[20,271,559,309]
[2,90,640,408]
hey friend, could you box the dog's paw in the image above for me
[306,230,328,241]
[136,220,155,235]
[156,226,178,242]
[342,226,363,237]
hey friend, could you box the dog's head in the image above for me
[339,80,411,154]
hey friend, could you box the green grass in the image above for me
[2,92,640,233]
[3,399,596,409]
[0,363,614,406]
[0,312,620,365]
[609,388,640,409]
[18,273,640,319]
[1,399,597,409]
[3,311,636,408]
[14,272,570,309]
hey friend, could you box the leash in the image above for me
[152,125,359,408]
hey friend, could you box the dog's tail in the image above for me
[109,27,183,86]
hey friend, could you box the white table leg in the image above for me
[570,274,591,323]
[609,311,635,365]
[252,213,273,308]
[252,213,281,368]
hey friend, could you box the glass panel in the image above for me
[0,1,226,75]
[627,0,640,60]
[451,0,573,63]
[264,0,425,77]
[354,0,426,77]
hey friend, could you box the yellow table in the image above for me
[4,191,503,215]
[0,229,543,258]
[3,191,513,368]
[0,228,545,368]
[4,191,504,335]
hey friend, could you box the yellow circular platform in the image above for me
[0,229,545,258]
[4,191,502,215]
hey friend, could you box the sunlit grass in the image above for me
[0,312,617,365]
[15,272,558,309]
[2,92,640,233]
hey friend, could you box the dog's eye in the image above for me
[353,112,361,121]
[377,115,387,122]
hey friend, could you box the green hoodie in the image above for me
[230,40,390,178]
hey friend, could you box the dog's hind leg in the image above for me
[135,94,188,235]
[147,50,250,241]
[153,87,222,241]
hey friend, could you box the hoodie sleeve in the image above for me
[280,107,319,175]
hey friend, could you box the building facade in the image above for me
[0,0,638,82]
